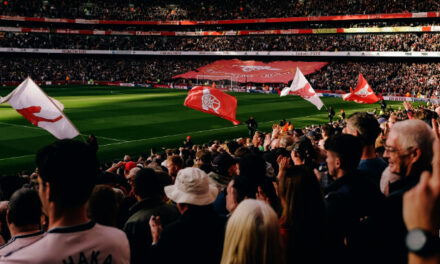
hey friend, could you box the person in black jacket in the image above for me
[374,119,435,264]
[328,106,335,123]
[123,168,179,264]
[245,116,258,139]
[149,167,226,264]
[324,134,384,264]
[380,99,387,112]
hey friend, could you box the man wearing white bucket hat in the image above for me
[149,167,227,264]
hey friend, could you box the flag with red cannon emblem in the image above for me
[184,86,240,125]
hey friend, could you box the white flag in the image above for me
[0,77,79,139]
[280,86,291,97]
[280,67,324,110]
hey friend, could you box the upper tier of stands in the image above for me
[0,0,439,25]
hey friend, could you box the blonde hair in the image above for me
[221,199,285,264]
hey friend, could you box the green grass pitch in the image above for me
[0,85,406,175]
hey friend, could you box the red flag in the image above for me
[342,73,379,104]
[184,86,240,125]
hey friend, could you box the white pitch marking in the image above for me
[100,114,317,147]
[0,122,127,142]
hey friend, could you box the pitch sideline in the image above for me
[0,114,318,161]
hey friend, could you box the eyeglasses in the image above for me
[384,145,413,155]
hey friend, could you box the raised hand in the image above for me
[149,215,163,245]
[256,186,270,205]
[277,155,291,180]
[226,180,238,213]
[403,139,440,233]
[432,118,440,140]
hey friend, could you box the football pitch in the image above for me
[0,85,403,174]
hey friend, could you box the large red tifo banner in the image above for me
[173,59,327,84]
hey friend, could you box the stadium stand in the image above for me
[1,32,440,51]
[0,0,439,20]
[0,56,207,84]
[1,57,439,98]
[1,2,440,264]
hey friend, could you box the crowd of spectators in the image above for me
[1,101,440,263]
[0,0,439,20]
[307,62,440,97]
[2,32,440,52]
[2,20,438,32]
[2,57,440,98]
[0,57,207,84]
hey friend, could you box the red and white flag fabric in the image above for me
[173,59,328,84]
[342,73,379,104]
[184,86,240,125]
[280,67,324,110]
[0,77,79,139]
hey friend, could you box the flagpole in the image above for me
[31,78,82,139]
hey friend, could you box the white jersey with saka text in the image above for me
[0,221,130,264]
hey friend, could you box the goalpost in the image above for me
[195,75,238,91]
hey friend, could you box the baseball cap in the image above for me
[125,161,137,172]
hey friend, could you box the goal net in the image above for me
[195,75,238,91]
